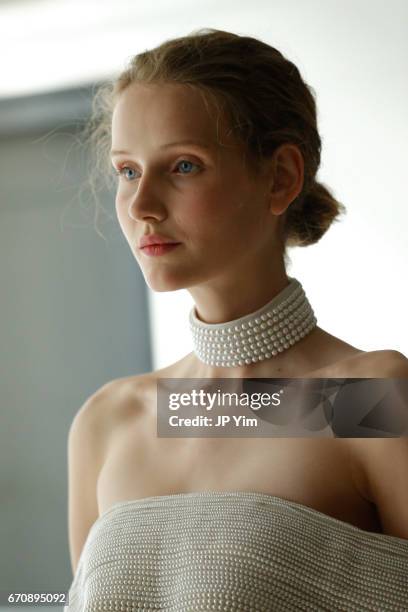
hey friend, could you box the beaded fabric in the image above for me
[64,490,408,611]
[189,277,317,367]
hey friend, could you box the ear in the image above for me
[267,144,305,216]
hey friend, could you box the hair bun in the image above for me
[284,180,346,247]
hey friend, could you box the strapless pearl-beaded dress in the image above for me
[64,490,408,611]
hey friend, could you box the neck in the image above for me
[188,265,290,325]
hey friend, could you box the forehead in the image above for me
[111,82,235,152]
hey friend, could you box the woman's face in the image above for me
[111,82,280,292]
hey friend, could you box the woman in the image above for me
[66,28,408,611]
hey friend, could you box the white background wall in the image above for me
[1,1,407,364]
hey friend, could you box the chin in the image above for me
[143,271,190,293]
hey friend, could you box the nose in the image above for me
[126,175,167,223]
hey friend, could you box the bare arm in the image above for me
[355,352,408,539]
[67,382,113,576]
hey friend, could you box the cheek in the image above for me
[115,195,130,230]
[190,190,254,244]
[191,184,238,223]
[115,189,125,210]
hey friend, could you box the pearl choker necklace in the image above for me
[189,277,317,367]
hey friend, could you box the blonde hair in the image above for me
[83,27,346,255]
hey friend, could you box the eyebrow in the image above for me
[110,140,211,157]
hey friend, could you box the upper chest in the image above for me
[97,401,380,531]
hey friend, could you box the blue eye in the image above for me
[176,160,200,174]
[115,166,137,181]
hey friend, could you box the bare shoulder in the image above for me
[338,348,408,468]
[70,374,156,447]
[77,360,186,434]
[71,377,134,430]
[94,373,157,425]
[337,349,408,378]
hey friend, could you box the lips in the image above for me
[139,234,180,248]
[141,243,181,257]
